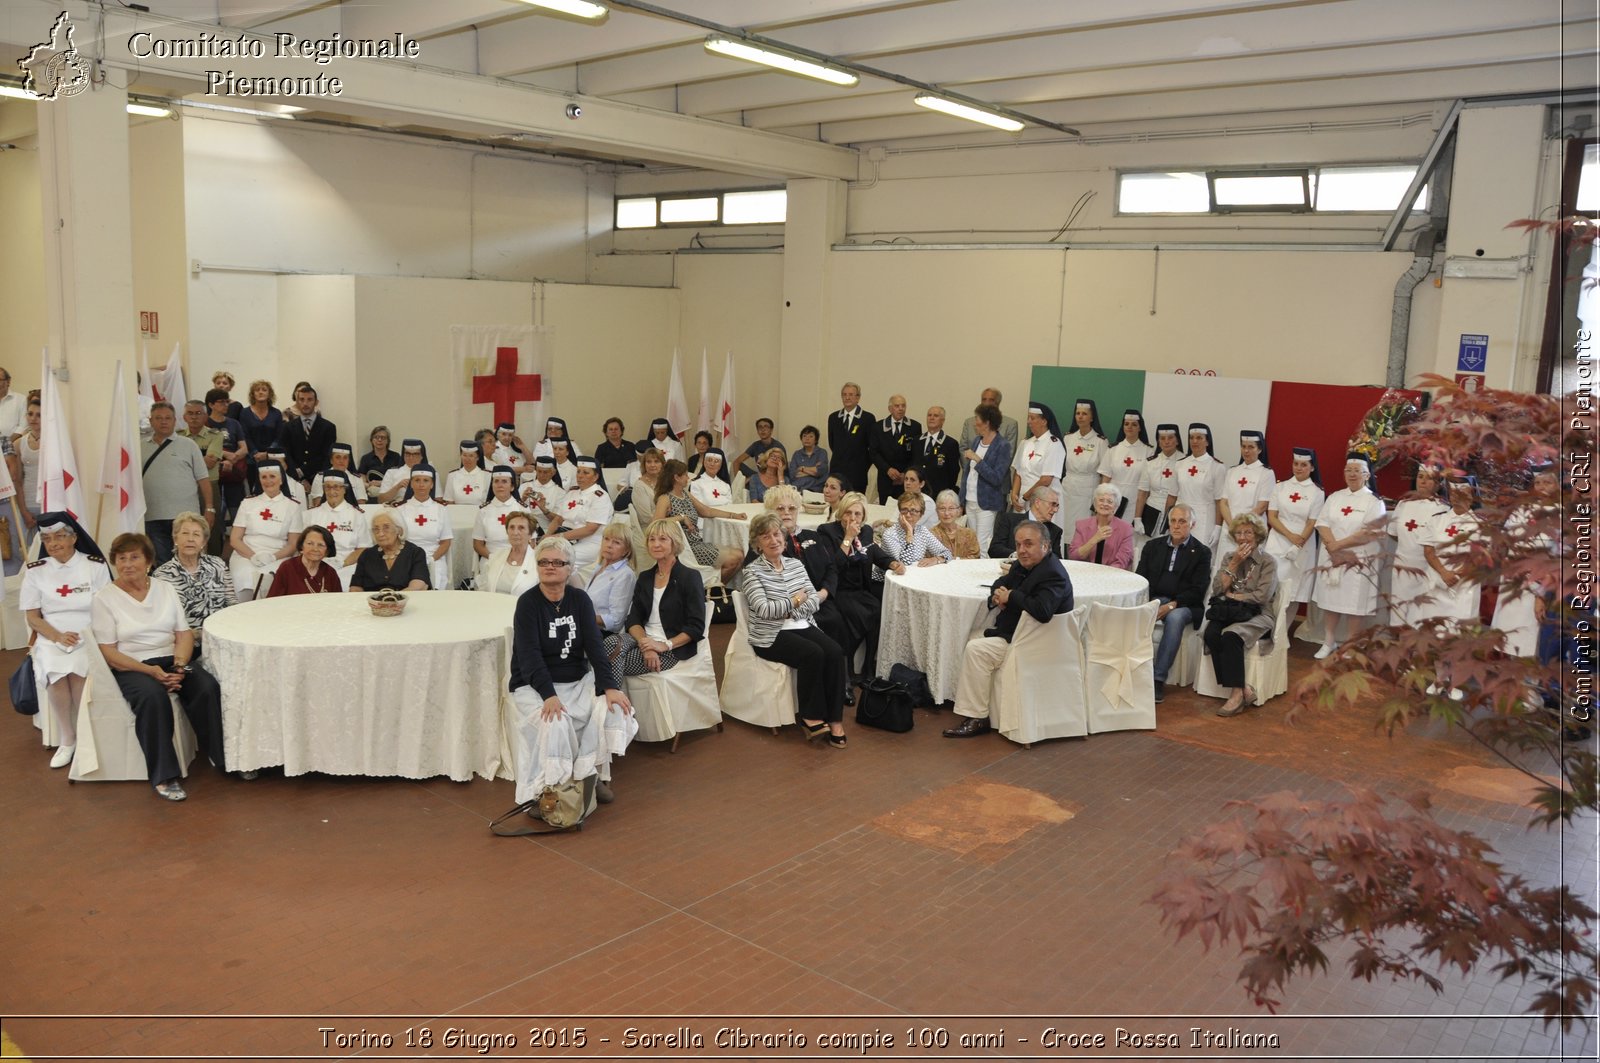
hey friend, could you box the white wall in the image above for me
[0,101,45,394]
[129,115,191,383]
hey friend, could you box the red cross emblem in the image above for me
[1073,445,1084,456]
[498,513,510,526]
[260,509,274,521]
[1237,477,1249,488]
[1404,519,1418,532]
[1123,456,1135,467]
[55,584,73,598]
[414,514,429,528]
[1446,524,1459,538]
[1187,466,1199,477]
[1341,506,1353,516]
[326,522,338,532]
[470,346,542,426]
[1027,450,1035,460]
[712,488,722,499]
[1161,469,1173,479]
[1290,492,1302,503]
[567,499,580,510]
[462,485,474,495]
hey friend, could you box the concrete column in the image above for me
[778,178,846,437]
[36,81,139,538]
[1432,104,1553,392]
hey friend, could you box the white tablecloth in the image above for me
[877,559,1149,702]
[702,502,897,552]
[359,504,479,589]
[206,591,517,781]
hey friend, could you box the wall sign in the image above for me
[1457,333,1488,373]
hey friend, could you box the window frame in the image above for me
[1115,163,1431,217]
[613,187,788,230]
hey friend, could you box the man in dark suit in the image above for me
[826,382,875,495]
[278,384,337,490]
[1135,502,1212,702]
[915,404,962,499]
[869,393,921,504]
[988,488,1062,557]
[945,519,1074,736]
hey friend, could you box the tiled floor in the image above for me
[1,629,1595,1062]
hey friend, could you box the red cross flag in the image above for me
[452,325,547,444]
[38,350,87,521]
[716,350,739,445]
[96,361,147,535]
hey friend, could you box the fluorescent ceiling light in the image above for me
[0,84,36,101]
[913,93,1024,132]
[126,102,173,118]
[512,0,608,20]
[704,36,858,87]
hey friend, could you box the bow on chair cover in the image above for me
[1086,604,1155,709]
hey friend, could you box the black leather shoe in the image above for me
[1154,680,1165,704]
[843,686,855,707]
[943,716,992,738]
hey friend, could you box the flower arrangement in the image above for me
[1347,388,1420,468]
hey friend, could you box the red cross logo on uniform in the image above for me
[1187,466,1199,477]
[1290,493,1302,503]
[567,499,580,510]
[462,485,474,495]
[1405,519,1418,532]
[1446,524,1459,538]
[1341,506,1353,516]
[1161,469,1173,479]
[712,488,722,499]
[1237,477,1249,488]
[1074,446,1084,456]
[1123,456,1135,467]
[498,512,511,526]
[1027,450,1036,460]
[414,514,429,528]
[326,522,338,533]
[56,584,73,598]
[260,509,274,521]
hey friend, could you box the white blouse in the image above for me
[91,579,188,660]
[234,492,304,554]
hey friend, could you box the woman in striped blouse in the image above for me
[741,512,849,747]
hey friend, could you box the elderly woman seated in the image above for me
[1069,482,1136,570]
[878,492,953,574]
[350,510,431,592]
[506,536,635,833]
[478,511,540,597]
[606,519,706,676]
[930,490,981,559]
[22,512,111,770]
[1204,513,1279,718]
[92,533,232,801]
[581,522,635,635]
[153,511,236,657]
[267,525,343,595]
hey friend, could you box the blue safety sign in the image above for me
[1457,334,1488,373]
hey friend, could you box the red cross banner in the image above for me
[452,325,549,443]
[96,360,147,536]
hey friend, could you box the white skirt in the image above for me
[1313,547,1382,616]
[1491,588,1540,657]
[32,636,90,686]
[510,676,637,805]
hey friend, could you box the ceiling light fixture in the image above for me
[704,35,858,87]
[512,0,609,20]
[127,102,174,118]
[913,93,1025,132]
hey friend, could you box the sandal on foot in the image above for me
[154,781,187,802]
[800,720,828,741]
[827,733,847,749]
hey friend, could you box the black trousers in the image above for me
[1202,622,1248,689]
[754,626,847,724]
[114,657,227,786]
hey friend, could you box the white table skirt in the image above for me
[703,501,896,552]
[205,591,518,781]
[877,559,1149,702]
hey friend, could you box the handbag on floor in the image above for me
[9,656,38,716]
[855,677,914,733]
[490,776,595,835]
[887,663,934,706]
[706,586,736,625]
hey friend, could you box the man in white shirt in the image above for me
[0,368,23,440]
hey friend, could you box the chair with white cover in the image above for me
[718,590,799,732]
[1195,581,1293,705]
[731,472,749,504]
[624,637,723,752]
[1155,617,1203,687]
[989,603,1090,747]
[67,644,197,782]
[1086,600,1160,733]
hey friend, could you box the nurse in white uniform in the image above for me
[229,460,304,601]
[643,418,683,465]
[490,422,530,472]
[1264,447,1325,605]
[520,455,566,534]
[1311,453,1389,658]
[1059,398,1107,525]
[1099,408,1153,526]
[301,469,371,590]
[392,463,453,591]
[474,466,528,570]
[378,439,427,503]
[1135,423,1186,537]
[689,448,736,508]
[1419,476,1484,699]
[20,513,110,768]
[547,457,615,572]
[532,416,578,462]
[1491,464,1559,657]
[309,442,359,505]
[1386,464,1448,626]
[256,446,307,505]
[442,440,491,504]
[1213,429,1276,579]
[1174,423,1227,550]
[1011,401,1067,529]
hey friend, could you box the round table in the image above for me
[703,501,897,552]
[206,590,517,780]
[876,558,1149,703]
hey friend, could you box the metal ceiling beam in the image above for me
[1380,99,1461,251]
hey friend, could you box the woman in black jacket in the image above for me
[607,518,707,675]
[814,491,893,678]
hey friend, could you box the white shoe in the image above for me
[1314,642,1338,660]
[49,744,75,769]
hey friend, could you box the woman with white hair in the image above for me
[228,460,303,601]
[392,463,453,590]
[1068,482,1135,569]
[21,512,111,769]
[349,510,430,592]
[506,535,634,833]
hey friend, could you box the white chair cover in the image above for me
[1086,600,1160,733]
[1156,618,1203,687]
[625,637,723,747]
[718,590,799,730]
[731,472,749,504]
[990,604,1089,746]
[67,645,198,782]
[1195,581,1293,705]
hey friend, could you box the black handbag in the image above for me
[706,586,736,625]
[9,656,38,716]
[887,663,934,707]
[1206,594,1262,626]
[855,678,914,733]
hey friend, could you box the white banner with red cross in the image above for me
[452,325,550,447]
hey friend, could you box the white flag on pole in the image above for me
[696,348,711,438]
[716,350,738,445]
[665,349,691,439]
[155,342,187,410]
[137,339,155,434]
[38,351,87,519]
[98,361,147,535]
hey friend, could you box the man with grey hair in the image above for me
[915,404,962,498]
[1135,502,1213,703]
[988,485,1062,557]
[945,519,1074,737]
[870,392,921,504]
[826,381,875,496]
[141,402,214,566]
